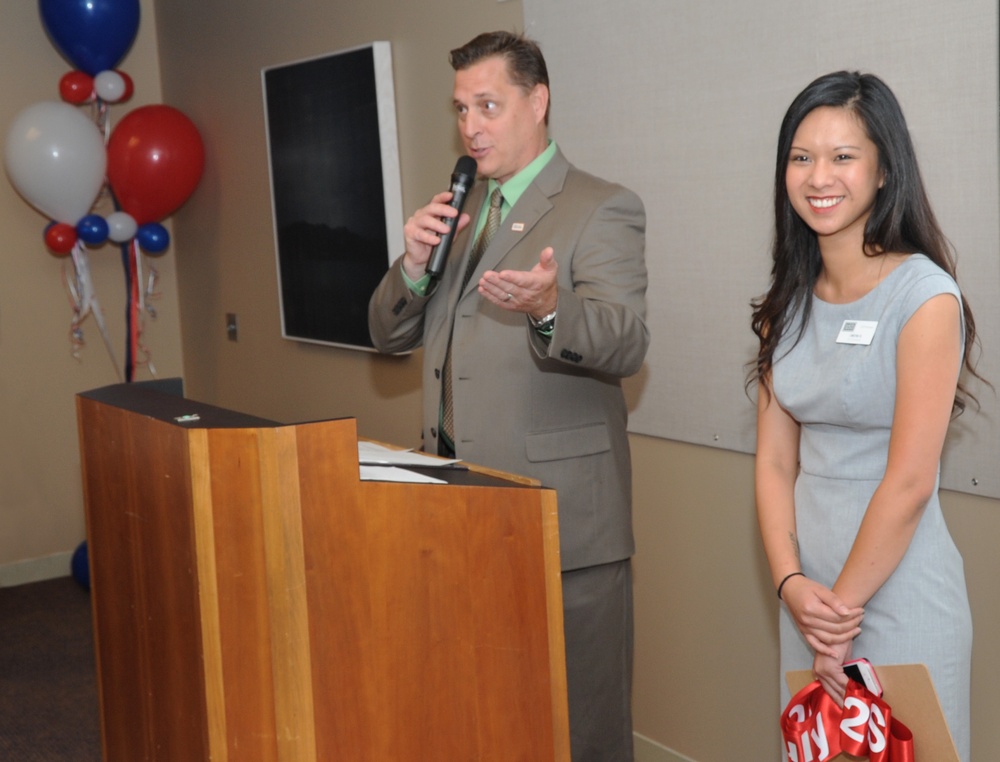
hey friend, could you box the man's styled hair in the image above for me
[449,31,550,123]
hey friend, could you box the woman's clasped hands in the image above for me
[781,574,864,706]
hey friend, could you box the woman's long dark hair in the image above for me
[748,70,982,414]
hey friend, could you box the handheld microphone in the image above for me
[425,155,477,279]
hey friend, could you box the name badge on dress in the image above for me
[836,320,878,345]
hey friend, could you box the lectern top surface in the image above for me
[78,381,281,429]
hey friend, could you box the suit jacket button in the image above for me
[560,349,582,363]
[430,428,437,438]
[434,368,441,379]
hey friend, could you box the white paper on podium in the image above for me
[358,465,447,484]
[358,441,461,468]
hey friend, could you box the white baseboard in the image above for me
[635,732,699,762]
[0,551,75,587]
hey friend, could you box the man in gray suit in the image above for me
[368,30,648,761]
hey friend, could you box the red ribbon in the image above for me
[781,679,914,762]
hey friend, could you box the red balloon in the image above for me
[106,105,205,225]
[116,70,134,102]
[45,222,78,255]
[59,70,94,104]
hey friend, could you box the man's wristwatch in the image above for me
[528,309,557,331]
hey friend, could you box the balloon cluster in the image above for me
[8,101,205,257]
[5,0,204,257]
[1,0,204,380]
[46,0,137,110]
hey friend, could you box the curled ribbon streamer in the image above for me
[130,240,157,378]
[62,247,89,356]
[66,242,122,381]
[143,258,159,318]
[135,244,145,318]
[140,250,159,376]
[781,679,914,762]
[91,98,110,144]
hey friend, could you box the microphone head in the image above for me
[454,155,477,179]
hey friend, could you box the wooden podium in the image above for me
[76,382,569,761]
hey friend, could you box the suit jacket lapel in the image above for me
[458,147,571,299]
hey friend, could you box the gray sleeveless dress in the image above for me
[771,254,972,761]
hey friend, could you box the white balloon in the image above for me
[94,71,126,103]
[3,101,106,224]
[106,211,138,243]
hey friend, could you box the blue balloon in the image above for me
[136,221,170,253]
[39,0,141,76]
[71,540,90,591]
[76,213,109,244]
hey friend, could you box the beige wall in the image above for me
[152,0,525,436]
[630,438,1000,759]
[0,0,183,579]
[4,0,997,758]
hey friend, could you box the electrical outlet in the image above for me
[226,313,238,341]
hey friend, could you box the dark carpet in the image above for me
[0,576,102,761]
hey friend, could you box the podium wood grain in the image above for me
[77,385,568,761]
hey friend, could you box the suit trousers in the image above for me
[562,558,634,762]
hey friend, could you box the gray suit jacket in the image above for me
[369,148,649,571]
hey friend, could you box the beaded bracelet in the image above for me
[777,571,806,600]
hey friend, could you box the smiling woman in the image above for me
[785,106,885,276]
[750,70,979,762]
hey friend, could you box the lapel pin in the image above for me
[511,222,525,232]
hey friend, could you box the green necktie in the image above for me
[441,186,503,449]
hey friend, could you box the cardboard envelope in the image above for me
[786,664,959,762]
